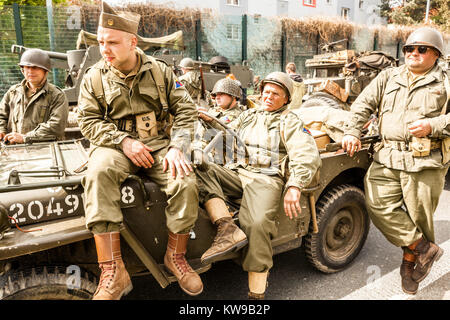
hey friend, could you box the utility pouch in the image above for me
[136,111,158,139]
[441,137,450,165]
[410,136,431,157]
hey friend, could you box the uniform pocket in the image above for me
[104,86,122,105]
[380,85,400,114]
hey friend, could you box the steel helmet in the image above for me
[18,48,51,72]
[211,78,242,99]
[403,27,444,57]
[260,72,293,103]
[179,57,195,69]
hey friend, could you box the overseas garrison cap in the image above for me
[99,1,140,35]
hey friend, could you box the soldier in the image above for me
[195,72,321,299]
[342,27,449,295]
[77,2,202,299]
[285,62,306,109]
[178,57,202,101]
[0,49,68,144]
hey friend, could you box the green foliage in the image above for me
[0,0,67,5]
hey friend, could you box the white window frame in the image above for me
[304,0,315,6]
[226,0,240,6]
[341,7,350,20]
[226,24,240,40]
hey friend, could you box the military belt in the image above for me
[117,118,137,133]
[383,139,441,151]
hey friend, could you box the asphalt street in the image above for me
[125,174,450,301]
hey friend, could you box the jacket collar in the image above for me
[394,63,443,88]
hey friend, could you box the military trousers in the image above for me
[196,163,284,273]
[83,145,199,234]
[364,161,447,247]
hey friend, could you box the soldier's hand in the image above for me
[342,134,361,157]
[4,132,24,145]
[163,147,193,179]
[408,119,431,138]
[198,107,213,122]
[0,132,5,141]
[284,186,302,220]
[121,137,154,168]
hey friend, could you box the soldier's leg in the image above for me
[195,163,247,264]
[236,169,284,299]
[401,167,447,283]
[82,146,137,300]
[143,147,202,296]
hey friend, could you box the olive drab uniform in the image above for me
[0,79,68,142]
[196,105,321,272]
[77,48,199,234]
[178,71,202,102]
[343,63,450,247]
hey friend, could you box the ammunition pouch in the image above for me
[441,137,450,165]
[383,138,441,157]
[136,111,158,139]
[117,117,136,133]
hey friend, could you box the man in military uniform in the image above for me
[285,62,306,109]
[178,57,202,101]
[77,2,202,300]
[342,27,449,295]
[196,72,321,299]
[0,49,68,144]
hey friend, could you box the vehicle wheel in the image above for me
[301,92,349,110]
[304,184,370,273]
[0,265,97,300]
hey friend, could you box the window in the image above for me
[226,0,240,6]
[303,0,316,7]
[326,0,332,4]
[226,24,240,40]
[359,0,364,9]
[254,14,261,24]
[341,7,350,20]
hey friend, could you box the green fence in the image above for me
[1,4,448,100]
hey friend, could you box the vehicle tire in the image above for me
[301,92,349,110]
[0,265,97,300]
[304,184,370,273]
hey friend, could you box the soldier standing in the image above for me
[178,57,202,101]
[342,27,449,295]
[77,2,202,299]
[196,72,321,299]
[0,49,68,144]
[285,62,306,109]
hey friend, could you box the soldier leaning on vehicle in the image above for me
[0,49,68,144]
[76,1,202,300]
[195,72,321,299]
[342,27,449,295]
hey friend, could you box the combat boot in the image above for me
[164,231,203,296]
[400,259,418,295]
[92,232,133,300]
[201,217,248,264]
[412,237,444,283]
[248,271,268,300]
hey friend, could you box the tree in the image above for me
[0,0,68,6]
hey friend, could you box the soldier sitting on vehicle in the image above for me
[285,62,306,109]
[77,2,202,300]
[0,49,68,144]
[178,57,202,101]
[195,72,321,299]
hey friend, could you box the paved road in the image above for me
[125,174,450,301]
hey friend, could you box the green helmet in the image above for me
[180,57,195,69]
[211,78,241,99]
[260,72,293,103]
[403,27,444,57]
[18,48,51,72]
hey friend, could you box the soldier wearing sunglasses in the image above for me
[341,27,449,295]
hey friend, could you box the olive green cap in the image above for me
[99,1,140,35]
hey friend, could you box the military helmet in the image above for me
[403,27,444,57]
[260,72,293,103]
[18,48,51,72]
[211,78,241,99]
[180,57,195,69]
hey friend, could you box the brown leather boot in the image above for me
[92,232,133,300]
[164,231,203,296]
[412,238,444,283]
[201,217,248,264]
[400,255,418,295]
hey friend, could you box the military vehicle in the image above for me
[0,104,378,299]
[301,39,398,110]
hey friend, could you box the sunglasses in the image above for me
[403,46,431,54]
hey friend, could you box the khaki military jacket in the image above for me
[227,105,321,191]
[344,63,449,172]
[77,49,197,152]
[0,79,68,142]
[178,71,202,100]
[208,103,244,124]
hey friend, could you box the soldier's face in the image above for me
[404,45,439,75]
[262,83,288,112]
[21,66,47,87]
[97,27,137,72]
[215,93,235,109]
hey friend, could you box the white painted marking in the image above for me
[340,239,450,300]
